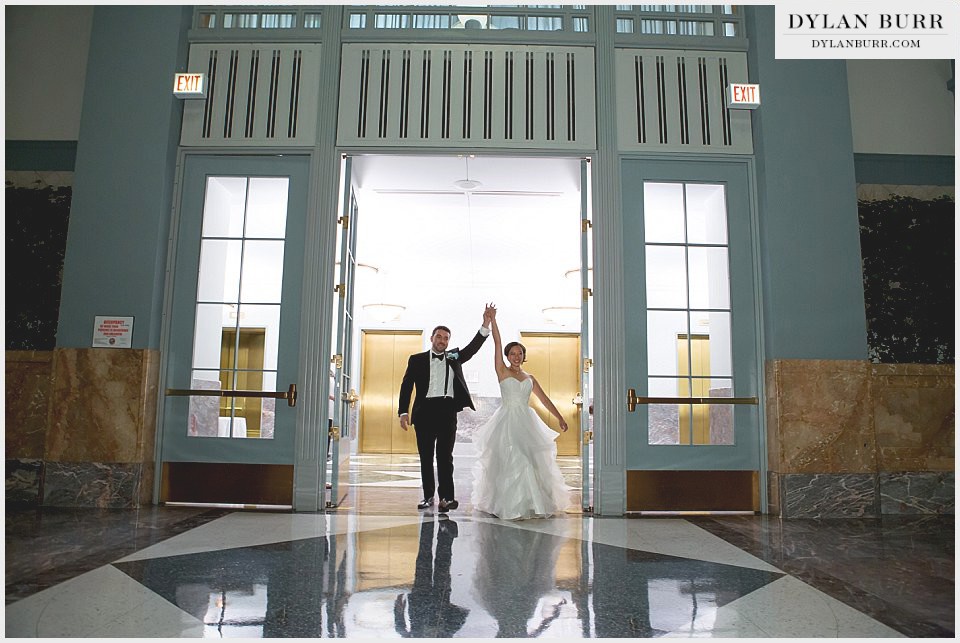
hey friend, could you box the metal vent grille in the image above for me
[180,44,320,146]
[616,49,752,154]
[337,44,596,149]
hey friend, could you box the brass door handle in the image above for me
[167,383,298,407]
[626,388,757,412]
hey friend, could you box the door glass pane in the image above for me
[647,311,687,376]
[235,305,282,370]
[188,369,223,437]
[201,177,247,237]
[648,377,680,444]
[643,182,685,243]
[189,176,291,439]
[706,377,734,445]
[687,246,729,309]
[685,183,727,244]
[690,310,731,377]
[240,240,285,303]
[192,304,235,370]
[645,246,687,308]
[245,178,289,238]
[644,181,734,447]
[197,240,242,302]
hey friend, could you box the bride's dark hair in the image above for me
[503,341,527,361]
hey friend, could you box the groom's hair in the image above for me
[504,341,527,361]
[431,325,451,337]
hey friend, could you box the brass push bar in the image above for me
[166,383,298,407]
[626,387,757,412]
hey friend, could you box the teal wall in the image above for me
[6,141,77,171]
[745,6,869,360]
[55,6,192,349]
[854,153,955,186]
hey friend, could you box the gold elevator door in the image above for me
[359,330,422,454]
[520,332,580,456]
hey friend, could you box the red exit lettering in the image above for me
[733,85,757,103]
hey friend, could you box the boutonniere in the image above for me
[446,350,460,361]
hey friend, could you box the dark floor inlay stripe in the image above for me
[113,519,784,638]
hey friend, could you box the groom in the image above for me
[398,304,494,512]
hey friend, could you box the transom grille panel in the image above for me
[615,49,753,154]
[180,44,320,146]
[337,43,596,149]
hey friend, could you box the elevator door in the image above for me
[359,330,422,453]
[520,332,581,457]
[159,155,309,505]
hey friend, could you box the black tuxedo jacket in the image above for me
[397,331,488,424]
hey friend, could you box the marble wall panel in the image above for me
[767,472,781,516]
[857,191,954,365]
[46,348,160,464]
[141,350,160,465]
[764,362,782,476]
[766,360,955,517]
[4,174,72,351]
[871,364,954,472]
[6,458,43,504]
[879,472,954,515]
[767,360,876,474]
[42,462,149,508]
[780,473,878,518]
[5,351,53,458]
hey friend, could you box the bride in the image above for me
[471,304,570,520]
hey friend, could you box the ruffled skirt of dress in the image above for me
[470,405,570,520]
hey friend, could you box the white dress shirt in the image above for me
[425,326,490,399]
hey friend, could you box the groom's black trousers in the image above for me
[414,397,458,502]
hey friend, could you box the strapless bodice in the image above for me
[498,376,533,408]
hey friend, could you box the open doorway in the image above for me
[342,154,591,471]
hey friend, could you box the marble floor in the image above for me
[5,452,955,639]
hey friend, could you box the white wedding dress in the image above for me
[471,377,570,520]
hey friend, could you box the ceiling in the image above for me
[347,154,586,330]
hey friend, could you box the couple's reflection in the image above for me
[472,521,567,638]
[394,517,469,638]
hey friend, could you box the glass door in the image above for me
[578,158,594,512]
[159,155,309,505]
[327,156,359,508]
[622,159,761,510]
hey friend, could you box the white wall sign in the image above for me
[727,83,761,109]
[173,72,206,99]
[93,316,134,348]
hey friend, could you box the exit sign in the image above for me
[173,72,207,99]
[727,83,760,109]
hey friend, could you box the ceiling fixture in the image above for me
[373,188,562,197]
[363,303,406,323]
[542,306,580,327]
[372,155,563,198]
[565,267,593,281]
[335,262,379,277]
[453,178,482,191]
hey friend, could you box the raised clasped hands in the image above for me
[483,302,497,325]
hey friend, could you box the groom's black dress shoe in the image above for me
[417,497,434,509]
[438,498,459,513]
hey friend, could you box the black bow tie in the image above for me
[432,353,445,361]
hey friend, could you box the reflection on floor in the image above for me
[5,453,954,638]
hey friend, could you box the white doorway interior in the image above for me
[345,154,589,458]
